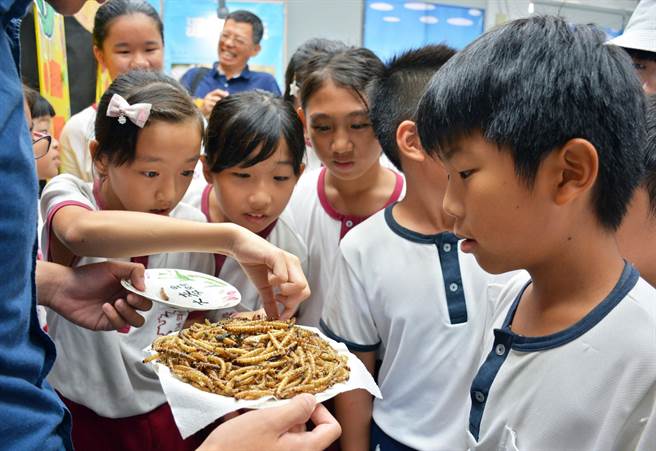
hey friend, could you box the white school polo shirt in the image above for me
[188,183,308,317]
[468,264,656,451]
[288,167,405,326]
[58,105,96,182]
[40,174,214,418]
[321,206,508,450]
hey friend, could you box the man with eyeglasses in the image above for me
[180,9,281,117]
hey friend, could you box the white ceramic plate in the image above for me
[121,268,241,311]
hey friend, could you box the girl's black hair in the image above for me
[284,38,347,102]
[94,70,203,167]
[205,90,305,176]
[299,47,385,111]
[93,0,163,48]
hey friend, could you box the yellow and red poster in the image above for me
[72,1,111,102]
[33,0,70,138]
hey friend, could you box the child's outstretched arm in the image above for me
[335,350,376,451]
[47,205,309,319]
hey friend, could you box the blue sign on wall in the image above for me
[364,1,484,61]
[163,1,285,87]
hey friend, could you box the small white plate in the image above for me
[121,268,241,311]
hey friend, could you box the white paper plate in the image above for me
[144,326,382,438]
[121,268,241,311]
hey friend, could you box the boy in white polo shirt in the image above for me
[416,16,656,450]
[321,45,510,451]
[617,95,656,287]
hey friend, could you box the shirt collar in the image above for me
[214,62,252,80]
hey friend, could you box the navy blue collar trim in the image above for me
[501,261,639,352]
[384,203,457,245]
[212,62,251,80]
[319,319,381,352]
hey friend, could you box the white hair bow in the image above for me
[106,93,152,128]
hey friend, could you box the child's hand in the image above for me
[229,227,310,320]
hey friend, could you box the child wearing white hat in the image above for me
[608,0,656,93]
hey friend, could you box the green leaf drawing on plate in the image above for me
[174,270,227,287]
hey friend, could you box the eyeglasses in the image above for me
[220,32,249,47]
[32,130,52,160]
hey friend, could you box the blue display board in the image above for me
[364,1,484,61]
[163,1,285,87]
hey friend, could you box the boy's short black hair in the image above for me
[645,95,656,215]
[226,10,263,44]
[205,90,305,176]
[417,16,646,231]
[369,44,455,171]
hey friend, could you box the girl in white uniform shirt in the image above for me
[288,47,405,326]
[185,90,308,320]
[58,0,164,182]
[41,71,309,451]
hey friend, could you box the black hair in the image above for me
[22,85,38,113]
[226,10,263,45]
[29,92,56,118]
[283,38,347,102]
[369,44,455,171]
[205,90,305,176]
[93,0,163,49]
[22,84,56,119]
[300,47,385,111]
[95,70,203,167]
[416,16,646,231]
[625,48,656,63]
[645,95,656,215]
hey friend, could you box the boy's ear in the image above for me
[200,155,213,184]
[550,138,599,206]
[89,140,108,178]
[396,120,425,163]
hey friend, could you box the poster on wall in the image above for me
[364,1,484,61]
[163,0,285,88]
[33,0,70,138]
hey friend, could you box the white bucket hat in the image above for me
[607,0,656,53]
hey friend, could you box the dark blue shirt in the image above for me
[0,1,72,449]
[180,62,281,98]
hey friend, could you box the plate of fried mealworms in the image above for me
[143,318,382,437]
[121,268,241,311]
